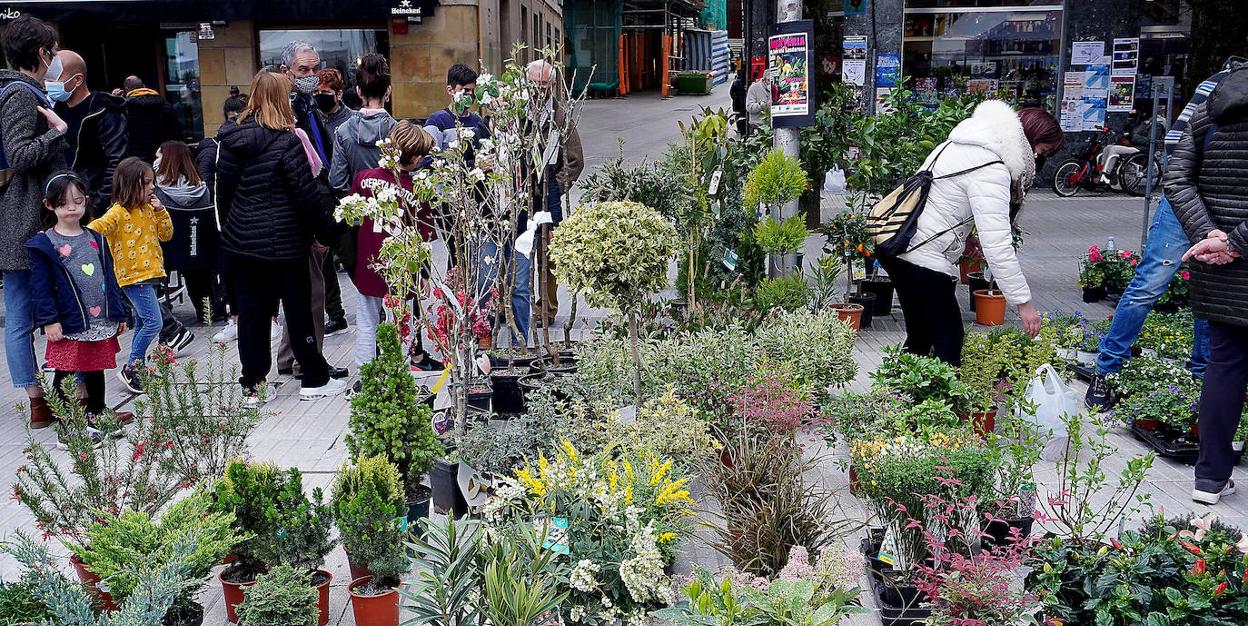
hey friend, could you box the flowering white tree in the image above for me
[336,46,587,436]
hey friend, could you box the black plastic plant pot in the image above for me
[164,600,205,626]
[466,384,492,415]
[857,277,895,315]
[430,460,469,518]
[1082,286,1107,303]
[519,371,573,403]
[984,516,1035,547]
[405,485,432,528]
[534,351,579,374]
[968,271,992,312]
[490,371,526,418]
[850,292,877,329]
[873,580,932,626]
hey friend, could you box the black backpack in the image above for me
[866,142,1003,259]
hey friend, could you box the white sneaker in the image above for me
[242,394,266,409]
[213,322,239,343]
[299,378,348,400]
[1193,479,1235,505]
[270,325,282,343]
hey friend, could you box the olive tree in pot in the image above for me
[332,456,409,626]
[549,200,678,407]
[348,322,445,519]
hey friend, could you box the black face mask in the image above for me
[314,93,337,113]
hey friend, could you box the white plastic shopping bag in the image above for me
[1021,364,1083,461]
[823,167,847,193]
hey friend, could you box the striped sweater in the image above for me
[1164,70,1231,158]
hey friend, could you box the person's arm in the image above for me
[26,245,62,331]
[557,119,585,194]
[152,201,174,242]
[2,93,65,173]
[96,109,129,215]
[280,138,338,245]
[1164,103,1217,243]
[965,164,1031,305]
[329,130,350,194]
[88,205,125,237]
[745,85,767,114]
[214,141,240,228]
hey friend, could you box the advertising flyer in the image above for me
[842,35,867,86]
[875,53,901,89]
[1108,37,1139,112]
[1071,41,1105,66]
[1109,75,1136,112]
[769,20,815,128]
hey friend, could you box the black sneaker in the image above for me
[1085,373,1116,410]
[330,366,350,379]
[165,328,195,354]
[346,379,363,399]
[413,354,444,372]
[57,425,105,450]
[324,318,349,337]
[118,363,144,394]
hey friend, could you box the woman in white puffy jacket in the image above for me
[879,100,1064,365]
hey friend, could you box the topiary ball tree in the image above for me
[550,200,678,406]
[347,323,445,502]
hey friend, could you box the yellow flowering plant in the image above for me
[485,441,695,626]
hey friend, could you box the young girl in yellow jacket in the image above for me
[89,157,173,393]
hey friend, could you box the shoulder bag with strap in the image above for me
[866,142,1004,259]
[0,80,55,190]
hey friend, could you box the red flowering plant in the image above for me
[13,376,180,542]
[907,480,1041,626]
[725,359,820,439]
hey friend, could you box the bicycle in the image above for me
[1051,127,1162,197]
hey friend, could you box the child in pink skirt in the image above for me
[25,172,129,439]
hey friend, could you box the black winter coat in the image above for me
[1164,66,1248,327]
[213,120,337,261]
[124,90,178,161]
[57,91,127,218]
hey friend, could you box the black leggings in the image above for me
[52,370,105,415]
[1195,321,1248,492]
[879,256,964,366]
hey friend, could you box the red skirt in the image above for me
[45,337,121,372]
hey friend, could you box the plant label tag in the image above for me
[430,366,452,395]
[618,404,637,424]
[852,259,867,281]
[708,168,722,196]
[536,515,571,554]
[476,354,492,375]
[372,218,383,234]
[878,528,899,567]
[397,515,410,533]
[758,202,767,220]
[722,248,739,271]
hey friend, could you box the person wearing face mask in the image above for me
[315,68,355,139]
[280,41,334,166]
[0,15,69,429]
[121,76,177,162]
[51,51,127,219]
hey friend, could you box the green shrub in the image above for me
[753,214,809,254]
[0,576,48,626]
[348,323,444,500]
[755,308,858,391]
[237,565,319,626]
[743,149,807,211]
[754,275,811,312]
[331,456,408,590]
[67,489,241,606]
[212,461,284,578]
[213,461,334,577]
[871,346,975,415]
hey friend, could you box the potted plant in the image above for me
[809,255,863,330]
[1074,317,1107,368]
[755,308,859,393]
[66,489,242,626]
[332,456,409,626]
[348,322,444,520]
[549,200,679,407]
[820,210,879,325]
[1079,245,1108,302]
[972,288,1007,326]
[259,468,336,626]
[237,565,320,626]
[958,234,985,284]
[1155,267,1191,313]
[1044,312,1082,363]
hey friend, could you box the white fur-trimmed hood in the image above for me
[947,100,1036,187]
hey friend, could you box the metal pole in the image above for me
[1141,89,1160,250]
[773,0,802,277]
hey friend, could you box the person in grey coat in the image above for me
[744,68,772,134]
[0,15,68,428]
[328,54,396,194]
[1165,62,1248,506]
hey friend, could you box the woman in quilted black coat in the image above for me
[213,70,343,401]
[1165,63,1248,506]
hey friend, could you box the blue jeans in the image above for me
[1096,196,1211,376]
[479,240,531,346]
[122,284,162,365]
[3,270,38,389]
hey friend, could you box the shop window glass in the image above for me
[259,29,388,96]
[903,9,1062,110]
[165,32,203,141]
[906,0,1059,8]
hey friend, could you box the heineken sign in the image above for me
[391,0,435,23]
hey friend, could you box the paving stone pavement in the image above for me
[0,96,1235,625]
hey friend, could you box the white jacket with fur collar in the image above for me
[898,100,1034,305]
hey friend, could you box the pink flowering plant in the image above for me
[1079,245,1139,291]
[726,360,818,437]
[1157,265,1192,307]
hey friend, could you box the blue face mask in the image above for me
[45,80,73,103]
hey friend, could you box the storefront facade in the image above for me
[1,0,561,141]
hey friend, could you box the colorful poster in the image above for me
[769,20,815,128]
[1109,75,1136,112]
[1081,97,1107,131]
[1059,98,1082,132]
[1112,37,1139,76]
[915,77,938,107]
[875,53,901,89]
[1084,65,1110,98]
[842,36,867,87]
[1071,41,1105,66]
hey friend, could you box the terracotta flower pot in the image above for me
[218,568,256,623]
[349,576,401,626]
[830,303,864,331]
[314,569,333,626]
[70,553,117,612]
[972,290,1007,326]
[959,260,980,285]
[345,550,372,583]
